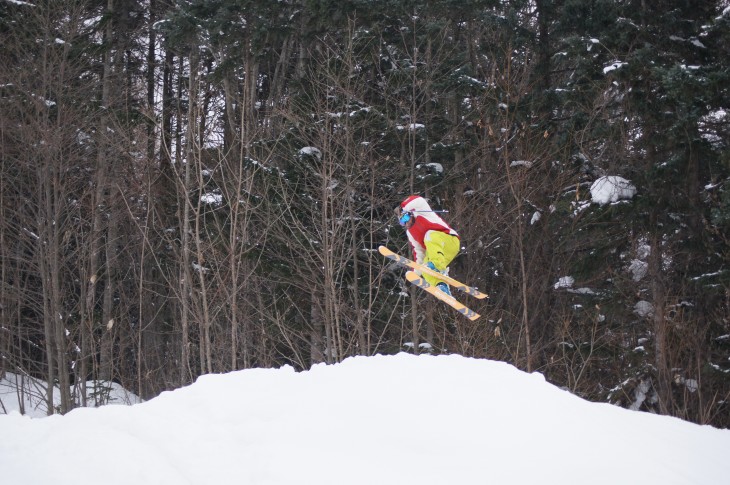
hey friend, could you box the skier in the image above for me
[397,195,460,296]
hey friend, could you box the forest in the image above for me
[1,0,729,427]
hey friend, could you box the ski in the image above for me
[378,245,489,299]
[405,271,481,321]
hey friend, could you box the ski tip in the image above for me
[459,305,481,320]
[457,307,481,321]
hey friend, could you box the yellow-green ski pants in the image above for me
[423,230,460,287]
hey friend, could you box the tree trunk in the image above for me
[649,225,671,413]
[310,295,325,364]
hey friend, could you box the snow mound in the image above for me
[1,353,729,485]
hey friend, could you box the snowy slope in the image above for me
[1,353,729,485]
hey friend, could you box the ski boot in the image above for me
[436,282,452,296]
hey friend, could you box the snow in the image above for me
[590,175,637,205]
[553,275,597,295]
[629,378,653,411]
[200,192,223,205]
[634,300,655,317]
[629,258,648,281]
[554,275,575,289]
[298,146,322,160]
[568,287,597,295]
[700,109,727,145]
[192,261,210,273]
[416,162,443,174]
[396,123,425,131]
[0,373,141,418]
[2,354,730,485]
[530,210,541,225]
[603,61,627,74]
[349,107,372,117]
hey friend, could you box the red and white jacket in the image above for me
[400,195,458,263]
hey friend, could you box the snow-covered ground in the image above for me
[0,372,141,418]
[1,353,729,485]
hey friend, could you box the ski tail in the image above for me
[406,271,481,321]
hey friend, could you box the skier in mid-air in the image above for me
[397,195,460,296]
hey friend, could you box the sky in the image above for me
[1,353,729,485]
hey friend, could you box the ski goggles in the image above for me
[399,211,412,226]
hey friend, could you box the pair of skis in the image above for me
[378,246,488,321]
